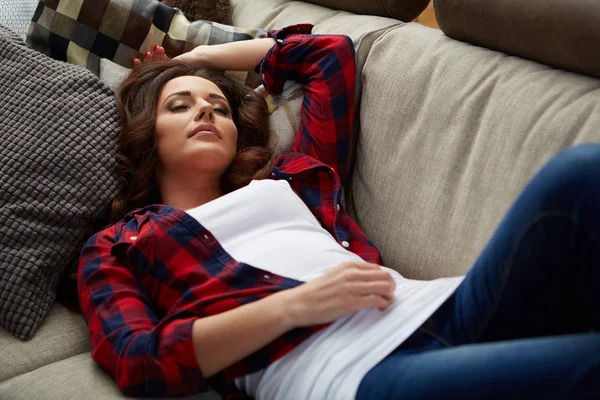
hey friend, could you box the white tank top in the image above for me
[186,179,463,400]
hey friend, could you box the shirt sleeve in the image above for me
[258,24,357,182]
[77,226,207,397]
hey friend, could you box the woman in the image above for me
[78,24,600,400]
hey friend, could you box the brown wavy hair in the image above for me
[110,60,273,224]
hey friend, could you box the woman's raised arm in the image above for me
[174,38,276,71]
[258,26,357,181]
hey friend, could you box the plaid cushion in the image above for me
[26,0,267,76]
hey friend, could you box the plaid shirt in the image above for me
[78,24,383,399]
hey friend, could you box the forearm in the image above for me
[176,38,276,71]
[192,290,294,378]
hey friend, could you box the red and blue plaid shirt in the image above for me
[78,24,383,399]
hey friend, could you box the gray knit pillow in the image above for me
[0,25,120,339]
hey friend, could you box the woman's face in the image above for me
[154,75,238,178]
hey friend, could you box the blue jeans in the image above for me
[357,144,600,399]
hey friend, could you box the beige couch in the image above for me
[2,0,600,399]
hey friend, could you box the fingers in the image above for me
[358,294,393,312]
[349,280,396,300]
[337,263,395,283]
[150,46,168,61]
[334,261,396,307]
[132,45,169,67]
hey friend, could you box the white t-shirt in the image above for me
[186,180,463,400]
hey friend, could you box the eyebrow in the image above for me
[162,91,228,105]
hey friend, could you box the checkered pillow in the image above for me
[27,0,267,76]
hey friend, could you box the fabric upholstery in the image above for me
[0,303,89,383]
[27,0,266,76]
[238,0,402,72]
[0,353,221,400]
[0,25,121,339]
[435,0,600,79]
[302,0,429,21]
[350,22,600,280]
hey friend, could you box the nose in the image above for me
[194,100,214,122]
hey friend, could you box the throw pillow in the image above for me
[26,0,266,76]
[0,25,121,340]
[99,58,304,155]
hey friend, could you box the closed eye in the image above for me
[167,104,230,116]
[169,104,189,112]
[215,107,230,116]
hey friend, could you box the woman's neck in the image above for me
[157,172,224,211]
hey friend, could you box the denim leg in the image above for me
[421,143,600,345]
[356,333,600,400]
[356,144,600,399]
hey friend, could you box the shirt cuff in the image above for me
[257,24,314,95]
[267,23,313,41]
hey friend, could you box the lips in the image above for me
[189,123,222,139]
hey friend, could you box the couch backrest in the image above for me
[348,23,600,279]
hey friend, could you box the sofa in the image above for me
[1,0,599,399]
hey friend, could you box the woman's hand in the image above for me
[132,45,169,67]
[281,261,397,328]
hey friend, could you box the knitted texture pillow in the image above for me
[0,25,120,339]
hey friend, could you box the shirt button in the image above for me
[276,38,283,44]
[271,172,276,176]
[130,236,137,241]
[264,274,271,279]
[341,241,350,248]
[336,204,341,211]
[287,176,292,181]
[203,234,209,240]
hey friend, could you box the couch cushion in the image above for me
[231,0,401,64]
[0,353,221,400]
[435,0,600,79]
[232,0,428,24]
[350,22,600,280]
[0,303,90,382]
[302,0,429,21]
[230,0,289,29]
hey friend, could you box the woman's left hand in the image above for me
[133,45,169,67]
